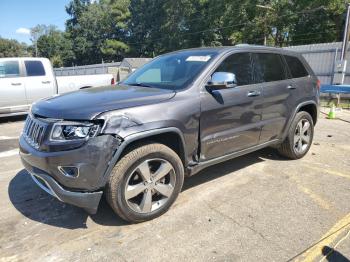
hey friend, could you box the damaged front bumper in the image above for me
[19,134,120,214]
[30,171,102,214]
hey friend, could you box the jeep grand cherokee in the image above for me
[20,46,319,223]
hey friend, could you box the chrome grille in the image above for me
[23,115,46,149]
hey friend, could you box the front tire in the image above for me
[277,111,314,159]
[106,143,184,223]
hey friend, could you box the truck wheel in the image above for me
[277,111,314,159]
[106,143,184,223]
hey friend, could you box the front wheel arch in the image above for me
[106,142,185,222]
[120,132,186,167]
[100,128,187,186]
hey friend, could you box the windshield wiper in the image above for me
[125,82,154,88]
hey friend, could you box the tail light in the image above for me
[111,78,115,85]
[316,80,321,90]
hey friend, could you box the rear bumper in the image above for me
[29,171,102,214]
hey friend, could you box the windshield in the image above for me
[123,50,218,90]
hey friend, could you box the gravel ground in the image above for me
[0,109,349,262]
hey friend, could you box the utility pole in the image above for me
[341,3,350,61]
[332,3,350,106]
[256,5,275,46]
[333,3,350,85]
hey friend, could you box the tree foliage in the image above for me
[1,0,348,65]
[36,27,75,67]
[0,37,29,57]
[128,0,346,54]
[66,0,130,64]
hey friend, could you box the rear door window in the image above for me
[24,61,46,76]
[0,61,20,78]
[215,52,253,86]
[284,55,309,78]
[253,53,287,83]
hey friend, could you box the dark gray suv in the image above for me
[19,45,319,222]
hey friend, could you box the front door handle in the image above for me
[11,82,22,86]
[287,85,296,90]
[42,81,51,84]
[247,90,261,97]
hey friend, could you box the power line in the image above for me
[252,30,337,43]
[126,4,252,38]
[125,7,333,47]
[127,4,326,39]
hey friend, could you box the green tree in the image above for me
[30,24,57,56]
[242,0,346,47]
[27,0,348,64]
[289,0,346,45]
[128,0,165,56]
[36,27,75,67]
[0,37,29,57]
[128,0,202,56]
[101,39,130,58]
[128,0,347,53]
[66,0,130,65]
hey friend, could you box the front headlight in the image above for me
[50,121,100,141]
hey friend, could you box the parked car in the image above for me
[0,57,114,117]
[19,46,319,223]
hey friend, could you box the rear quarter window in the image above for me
[24,61,46,76]
[284,55,309,78]
[253,53,287,83]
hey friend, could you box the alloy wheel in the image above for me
[124,158,176,214]
[294,118,311,154]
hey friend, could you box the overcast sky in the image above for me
[0,0,71,44]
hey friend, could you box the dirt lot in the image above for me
[0,109,349,262]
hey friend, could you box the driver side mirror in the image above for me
[206,72,237,91]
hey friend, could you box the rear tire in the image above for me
[106,143,184,223]
[277,111,314,159]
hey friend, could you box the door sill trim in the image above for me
[187,139,280,176]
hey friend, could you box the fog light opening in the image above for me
[58,166,79,178]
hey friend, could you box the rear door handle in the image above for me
[11,82,22,86]
[287,85,296,90]
[42,81,51,84]
[247,90,261,97]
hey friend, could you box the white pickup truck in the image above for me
[0,57,115,117]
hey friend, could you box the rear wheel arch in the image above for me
[298,103,318,125]
[282,101,317,140]
[278,111,314,159]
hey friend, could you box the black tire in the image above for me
[106,143,184,223]
[277,111,314,159]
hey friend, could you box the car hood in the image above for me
[31,85,176,120]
